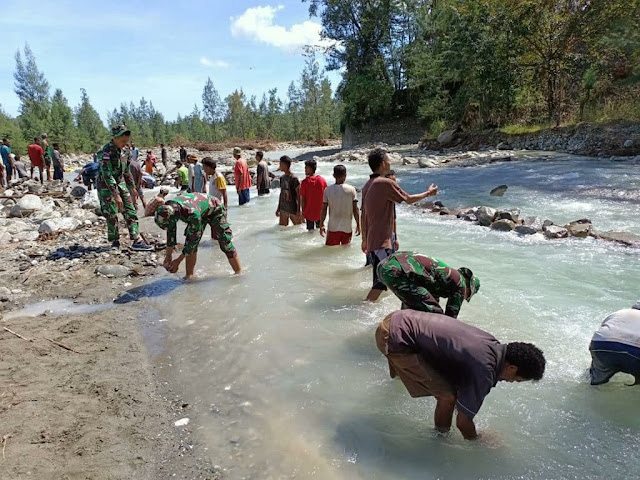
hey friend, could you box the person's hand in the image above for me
[320,225,326,237]
[275,209,280,217]
[115,195,124,211]
[355,225,361,236]
[361,240,367,254]
[427,184,438,196]
[395,238,400,251]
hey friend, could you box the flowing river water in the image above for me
[142,151,639,479]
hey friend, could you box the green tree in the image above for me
[75,88,108,152]
[49,89,77,151]
[225,90,248,139]
[202,77,225,141]
[14,44,51,139]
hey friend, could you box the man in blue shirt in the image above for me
[1,138,12,186]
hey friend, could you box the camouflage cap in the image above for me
[111,124,131,138]
[233,147,242,155]
[154,204,176,230]
[459,267,480,301]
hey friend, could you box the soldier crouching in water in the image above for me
[154,193,242,279]
[97,125,153,251]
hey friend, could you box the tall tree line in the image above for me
[1,45,342,155]
[306,0,640,133]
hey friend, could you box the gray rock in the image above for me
[543,225,569,239]
[71,186,88,198]
[418,157,438,168]
[490,219,516,231]
[95,264,133,278]
[16,194,43,215]
[437,129,458,146]
[270,178,280,189]
[39,217,82,233]
[515,225,539,236]
[542,220,554,229]
[0,286,11,302]
[624,139,633,148]
[67,209,99,223]
[599,231,640,247]
[13,231,40,242]
[490,185,508,197]
[522,216,543,230]
[496,209,520,223]
[476,206,497,227]
[565,219,592,238]
[402,156,417,165]
[30,210,61,224]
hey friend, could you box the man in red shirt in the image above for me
[300,159,328,231]
[27,137,45,184]
[233,147,251,206]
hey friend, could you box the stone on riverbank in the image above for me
[437,129,458,146]
[39,217,82,233]
[95,264,134,278]
[565,219,592,238]
[515,225,539,235]
[490,219,517,231]
[543,225,569,239]
[599,231,640,247]
[476,206,497,226]
[15,194,43,216]
[496,209,520,223]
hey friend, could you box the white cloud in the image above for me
[200,57,229,69]
[230,5,335,53]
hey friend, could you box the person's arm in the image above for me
[360,201,368,253]
[319,203,328,237]
[256,169,263,190]
[217,176,228,209]
[295,184,302,218]
[404,184,438,205]
[444,272,464,318]
[123,161,136,193]
[98,147,119,198]
[393,215,398,250]
[353,201,361,236]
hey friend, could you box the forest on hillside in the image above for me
[306,0,640,136]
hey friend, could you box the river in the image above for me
[144,151,640,479]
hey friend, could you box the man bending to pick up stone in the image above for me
[376,310,546,440]
[377,252,480,318]
[589,301,640,385]
[154,193,241,279]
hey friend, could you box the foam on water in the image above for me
[3,299,113,320]
[147,154,640,479]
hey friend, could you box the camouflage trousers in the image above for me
[98,179,140,242]
[377,256,444,314]
[184,205,236,259]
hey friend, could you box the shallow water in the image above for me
[3,299,113,320]
[146,153,640,479]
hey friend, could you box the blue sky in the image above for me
[0,0,341,123]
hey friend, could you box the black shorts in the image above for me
[371,249,392,291]
[258,187,270,195]
[306,220,321,230]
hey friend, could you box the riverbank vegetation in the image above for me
[306,0,640,135]
[1,46,342,154]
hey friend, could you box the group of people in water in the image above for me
[95,125,639,441]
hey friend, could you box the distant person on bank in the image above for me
[27,137,45,184]
[77,161,99,190]
[161,143,168,168]
[233,147,251,205]
[1,138,13,186]
[378,252,480,317]
[40,133,52,181]
[361,148,438,302]
[256,151,271,196]
[319,164,360,246]
[189,154,206,194]
[175,160,189,191]
[128,153,147,210]
[96,125,153,251]
[589,301,640,386]
[154,193,241,279]
[52,143,64,181]
[300,159,328,232]
[376,310,546,440]
[179,145,187,163]
[276,155,302,226]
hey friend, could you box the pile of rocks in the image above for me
[419,202,640,247]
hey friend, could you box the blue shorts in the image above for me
[589,340,640,385]
[371,249,392,291]
[238,189,250,206]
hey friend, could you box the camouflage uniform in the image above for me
[155,193,236,258]
[97,138,140,242]
[377,252,480,318]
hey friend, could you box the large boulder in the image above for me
[522,216,543,231]
[599,231,640,247]
[270,177,281,189]
[476,206,497,227]
[490,219,516,232]
[490,185,509,197]
[71,185,88,198]
[39,217,82,234]
[565,219,592,238]
[81,191,100,210]
[95,264,133,278]
[495,209,520,223]
[515,225,539,236]
[418,157,439,169]
[543,225,569,239]
[16,194,43,215]
[437,129,458,146]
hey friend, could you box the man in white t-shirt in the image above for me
[319,164,361,246]
[589,301,640,385]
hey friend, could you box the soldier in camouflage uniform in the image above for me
[97,125,153,251]
[154,193,242,279]
[377,251,480,318]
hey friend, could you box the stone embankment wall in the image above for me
[343,118,426,148]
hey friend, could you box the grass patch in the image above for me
[499,123,555,135]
